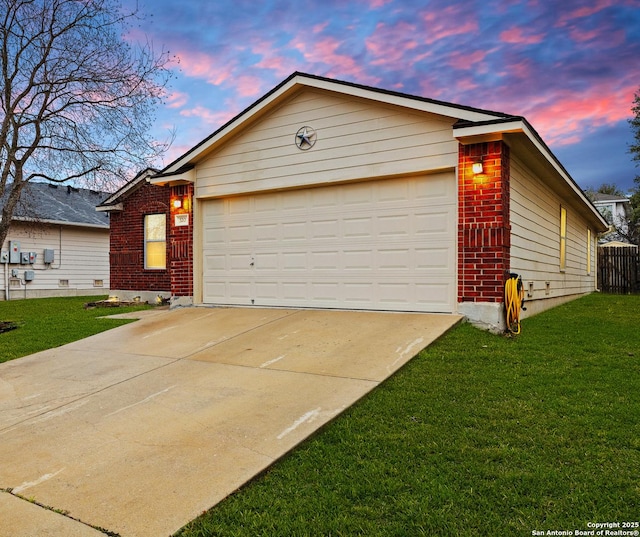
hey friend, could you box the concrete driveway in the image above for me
[0,307,461,536]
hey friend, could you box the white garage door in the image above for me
[202,173,456,312]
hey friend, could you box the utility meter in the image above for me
[9,241,20,263]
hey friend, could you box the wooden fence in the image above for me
[598,246,640,294]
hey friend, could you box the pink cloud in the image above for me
[447,49,488,70]
[180,105,236,128]
[235,75,265,98]
[455,77,480,93]
[162,141,197,166]
[500,27,545,45]
[249,37,297,78]
[420,8,479,44]
[568,27,601,43]
[365,21,419,66]
[522,82,637,146]
[557,0,617,24]
[255,54,295,77]
[292,34,380,85]
[177,48,237,86]
[165,90,189,109]
[312,21,329,34]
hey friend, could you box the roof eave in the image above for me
[454,119,609,232]
[10,216,109,229]
[96,168,159,210]
[149,165,196,187]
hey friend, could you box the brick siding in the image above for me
[458,141,511,303]
[169,183,194,297]
[109,182,171,292]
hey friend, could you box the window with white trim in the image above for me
[145,214,167,269]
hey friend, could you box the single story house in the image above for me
[98,72,608,331]
[1,182,111,300]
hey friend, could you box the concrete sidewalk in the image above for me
[0,307,461,536]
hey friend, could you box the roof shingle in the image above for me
[1,182,110,228]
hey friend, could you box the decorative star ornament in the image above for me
[295,126,317,150]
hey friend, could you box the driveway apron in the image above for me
[0,307,461,537]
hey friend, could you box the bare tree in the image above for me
[0,0,173,248]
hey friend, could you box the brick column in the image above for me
[169,183,194,299]
[458,141,511,304]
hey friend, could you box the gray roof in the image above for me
[1,182,111,228]
[591,192,629,203]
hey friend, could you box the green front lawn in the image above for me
[0,296,152,363]
[176,293,639,536]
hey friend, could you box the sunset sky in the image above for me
[129,0,640,193]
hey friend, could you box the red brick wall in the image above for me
[458,141,511,303]
[169,183,194,297]
[109,182,171,292]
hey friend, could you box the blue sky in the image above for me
[130,0,640,193]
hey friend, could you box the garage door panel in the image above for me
[203,226,225,247]
[344,282,374,302]
[415,247,455,271]
[343,249,373,270]
[228,282,252,299]
[281,221,307,241]
[378,180,409,203]
[228,225,252,244]
[311,281,340,301]
[311,188,339,209]
[343,216,373,238]
[254,252,279,271]
[343,183,374,206]
[282,281,308,301]
[254,281,279,300]
[228,253,252,271]
[255,223,278,242]
[202,173,455,312]
[311,219,340,240]
[377,248,411,270]
[415,282,453,308]
[415,211,454,236]
[205,254,227,272]
[414,173,454,201]
[282,252,307,271]
[310,251,340,270]
[378,214,411,237]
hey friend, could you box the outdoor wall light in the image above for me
[173,199,182,209]
[472,161,484,175]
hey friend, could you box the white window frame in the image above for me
[144,214,167,270]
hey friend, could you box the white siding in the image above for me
[195,89,458,199]
[1,223,109,300]
[510,154,596,305]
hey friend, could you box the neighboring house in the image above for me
[1,182,111,300]
[98,72,608,331]
[590,192,631,243]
